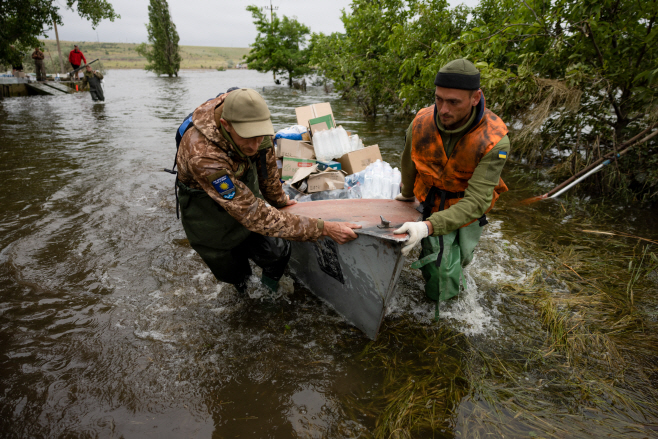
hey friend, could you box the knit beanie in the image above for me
[434,59,480,90]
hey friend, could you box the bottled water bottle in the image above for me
[336,127,351,156]
[357,161,399,199]
[363,165,374,198]
[371,160,384,198]
[383,162,393,199]
[315,130,334,161]
[392,168,401,198]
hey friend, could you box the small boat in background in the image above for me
[282,199,420,339]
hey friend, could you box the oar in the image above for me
[68,59,100,76]
[521,123,658,204]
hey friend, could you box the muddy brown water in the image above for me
[1,70,657,438]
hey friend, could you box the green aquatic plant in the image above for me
[351,208,658,438]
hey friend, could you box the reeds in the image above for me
[350,202,658,438]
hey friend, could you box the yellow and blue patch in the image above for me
[211,174,236,200]
[498,151,508,159]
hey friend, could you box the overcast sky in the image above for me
[44,0,480,48]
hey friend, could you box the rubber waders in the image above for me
[411,221,483,318]
[177,163,260,284]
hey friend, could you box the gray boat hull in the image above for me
[282,199,420,339]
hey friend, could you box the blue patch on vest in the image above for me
[211,174,236,199]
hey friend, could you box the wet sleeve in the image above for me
[257,138,288,208]
[400,122,417,198]
[187,153,323,242]
[427,135,510,236]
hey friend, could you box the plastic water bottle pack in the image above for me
[313,128,364,161]
[359,160,401,199]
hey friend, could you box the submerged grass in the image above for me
[351,193,658,438]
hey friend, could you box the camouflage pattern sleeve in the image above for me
[259,147,288,208]
[186,143,323,242]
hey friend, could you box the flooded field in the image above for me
[1,69,657,438]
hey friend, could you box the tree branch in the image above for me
[468,23,536,44]
[582,22,625,124]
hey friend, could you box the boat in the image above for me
[282,199,421,340]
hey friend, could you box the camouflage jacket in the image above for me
[176,94,323,241]
[31,49,44,60]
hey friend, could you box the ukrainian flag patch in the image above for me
[498,151,508,159]
[211,174,236,200]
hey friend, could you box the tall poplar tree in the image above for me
[136,0,181,77]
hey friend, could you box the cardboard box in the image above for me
[307,171,345,193]
[309,121,329,135]
[276,159,283,180]
[295,102,335,128]
[281,157,316,180]
[309,114,334,130]
[288,164,346,193]
[316,160,341,171]
[338,145,382,174]
[278,139,315,159]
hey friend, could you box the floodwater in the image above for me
[1,70,657,438]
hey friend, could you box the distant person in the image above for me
[68,45,86,77]
[9,45,24,77]
[31,47,46,81]
[175,88,360,294]
[394,58,510,307]
[81,65,104,102]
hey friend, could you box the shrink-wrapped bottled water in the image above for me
[372,160,384,198]
[313,130,330,161]
[357,160,401,199]
[336,127,351,155]
[314,127,366,161]
[392,168,401,198]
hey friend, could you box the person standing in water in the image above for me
[31,47,46,81]
[175,88,360,294]
[81,65,104,102]
[394,59,510,308]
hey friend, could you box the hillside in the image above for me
[38,40,251,70]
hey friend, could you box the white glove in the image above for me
[394,221,429,256]
[395,193,415,202]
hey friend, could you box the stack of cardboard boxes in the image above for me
[276,102,383,194]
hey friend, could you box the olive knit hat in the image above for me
[434,59,480,90]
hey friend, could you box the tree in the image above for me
[0,0,119,67]
[135,0,181,77]
[244,5,311,87]
[310,0,658,200]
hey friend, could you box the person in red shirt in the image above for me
[68,45,87,71]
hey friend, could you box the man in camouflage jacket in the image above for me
[176,88,360,293]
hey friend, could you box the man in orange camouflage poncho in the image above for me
[394,59,510,307]
[176,88,360,293]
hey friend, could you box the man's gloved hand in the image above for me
[394,221,429,256]
[395,193,415,202]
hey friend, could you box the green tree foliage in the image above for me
[0,0,119,66]
[135,0,181,77]
[244,5,311,87]
[311,0,658,199]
